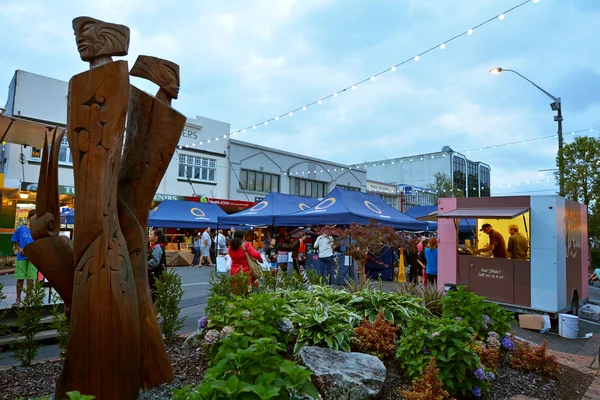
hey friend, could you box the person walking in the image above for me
[313,232,335,284]
[424,238,439,286]
[228,229,263,287]
[11,209,38,307]
[192,233,202,266]
[147,229,167,303]
[199,227,213,267]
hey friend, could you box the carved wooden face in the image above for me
[161,62,180,99]
[73,17,130,62]
[130,55,180,100]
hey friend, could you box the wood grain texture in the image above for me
[117,84,185,387]
[130,55,180,104]
[64,60,141,400]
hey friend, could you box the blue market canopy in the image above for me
[405,205,476,234]
[275,187,429,231]
[60,208,75,225]
[217,192,319,226]
[149,200,227,229]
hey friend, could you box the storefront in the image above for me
[437,195,588,316]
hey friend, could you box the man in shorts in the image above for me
[199,227,213,267]
[11,209,38,306]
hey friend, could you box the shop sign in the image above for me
[20,182,185,202]
[254,197,264,202]
[207,198,255,208]
[154,193,186,201]
[367,182,397,193]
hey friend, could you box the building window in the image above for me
[293,178,327,198]
[479,165,491,197]
[337,185,361,192]
[375,193,398,209]
[178,154,216,182]
[452,156,466,194]
[239,169,280,193]
[467,160,479,197]
[30,137,73,165]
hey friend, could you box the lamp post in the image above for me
[490,67,564,197]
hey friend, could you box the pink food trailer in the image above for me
[437,195,588,317]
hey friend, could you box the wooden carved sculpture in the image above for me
[118,55,186,387]
[24,16,186,399]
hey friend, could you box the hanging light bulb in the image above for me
[264,122,268,126]
[289,112,293,116]
[414,56,420,62]
[533,0,539,3]
[498,14,505,20]
[370,76,375,82]
[243,129,246,133]
[191,143,195,146]
[391,66,396,72]
[252,125,257,129]
[215,137,219,141]
[333,93,338,97]
[223,135,227,138]
[440,43,446,49]
[351,85,356,90]
[275,116,279,121]
[317,100,322,104]
[207,140,211,143]
[302,106,307,111]
[199,142,203,145]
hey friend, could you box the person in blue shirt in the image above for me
[11,209,38,306]
[424,237,439,286]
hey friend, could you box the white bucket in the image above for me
[558,313,579,339]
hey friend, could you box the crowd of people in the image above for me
[404,236,438,286]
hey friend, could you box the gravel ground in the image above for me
[0,337,207,400]
[0,339,593,400]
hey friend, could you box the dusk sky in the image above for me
[0,0,598,196]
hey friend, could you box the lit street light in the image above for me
[490,67,564,196]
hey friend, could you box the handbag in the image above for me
[243,242,263,279]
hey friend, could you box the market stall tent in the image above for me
[148,200,227,229]
[275,187,429,231]
[217,192,319,226]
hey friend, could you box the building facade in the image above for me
[228,140,366,202]
[366,180,400,209]
[359,145,491,203]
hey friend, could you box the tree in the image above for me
[556,136,600,207]
[427,172,464,202]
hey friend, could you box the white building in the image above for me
[358,145,491,203]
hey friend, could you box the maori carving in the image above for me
[25,17,186,399]
[73,17,130,68]
[130,55,180,104]
[117,55,185,387]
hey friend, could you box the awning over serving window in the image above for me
[0,110,60,148]
[438,207,529,219]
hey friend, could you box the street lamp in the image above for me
[490,67,564,196]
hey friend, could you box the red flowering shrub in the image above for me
[354,312,399,359]
[471,341,500,372]
[399,358,455,400]
[509,339,559,378]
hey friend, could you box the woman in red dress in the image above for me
[228,229,263,284]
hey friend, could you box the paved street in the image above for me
[2,268,600,367]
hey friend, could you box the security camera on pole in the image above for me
[490,67,564,197]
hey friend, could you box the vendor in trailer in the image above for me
[473,223,508,258]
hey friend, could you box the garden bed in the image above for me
[0,337,208,400]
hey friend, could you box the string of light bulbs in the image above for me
[178,0,538,151]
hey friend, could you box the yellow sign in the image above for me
[396,252,406,283]
[250,201,269,212]
[299,202,310,210]
[315,197,336,210]
[364,200,382,214]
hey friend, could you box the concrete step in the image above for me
[0,328,59,346]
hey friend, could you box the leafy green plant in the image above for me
[288,302,360,353]
[354,312,399,359]
[396,316,491,398]
[50,291,69,354]
[347,288,429,330]
[399,358,454,400]
[173,335,319,400]
[207,292,292,346]
[154,269,186,339]
[11,280,45,366]
[344,276,372,294]
[209,271,255,299]
[441,286,513,338]
[396,281,446,317]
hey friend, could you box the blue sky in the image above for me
[0,0,598,196]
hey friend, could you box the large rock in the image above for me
[298,346,386,400]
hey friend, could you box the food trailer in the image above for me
[437,195,588,317]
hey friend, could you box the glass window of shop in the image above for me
[239,169,280,193]
[178,154,216,182]
[293,178,327,198]
[31,137,73,165]
[479,165,491,197]
[453,156,467,194]
[337,185,361,192]
[467,161,479,198]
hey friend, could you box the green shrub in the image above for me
[347,288,429,330]
[209,271,255,299]
[396,316,491,398]
[441,286,513,338]
[288,302,360,354]
[11,280,45,366]
[207,292,292,346]
[173,335,319,400]
[50,291,69,354]
[154,269,186,339]
[396,281,446,317]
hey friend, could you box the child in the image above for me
[264,238,279,272]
